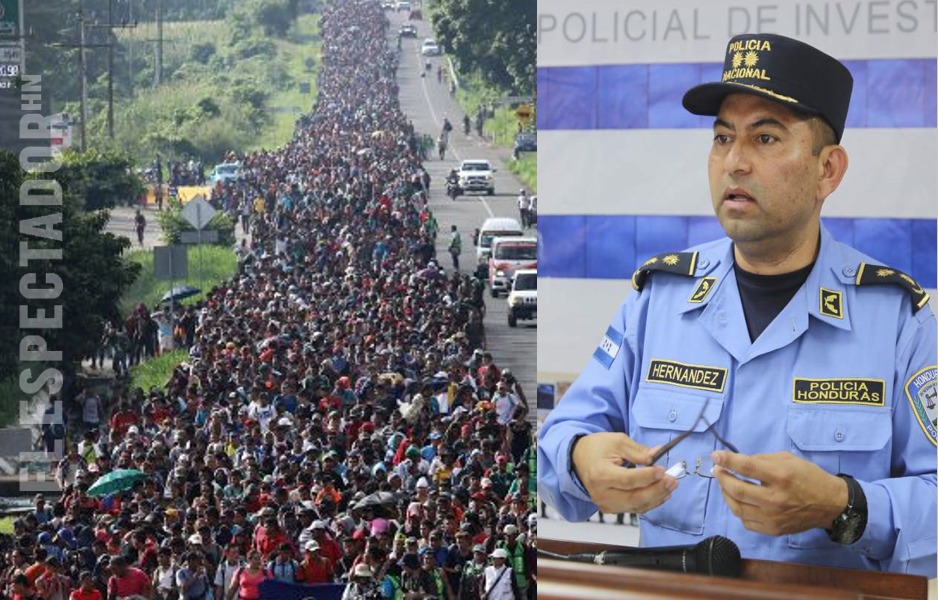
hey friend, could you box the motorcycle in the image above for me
[446,180,461,200]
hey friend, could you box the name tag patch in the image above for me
[593,326,623,369]
[793,378,885,406]
[905,366,937,446]
[646,359,727,393]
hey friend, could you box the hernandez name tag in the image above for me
[646,359,727,393]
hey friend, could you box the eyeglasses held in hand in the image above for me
[648,398,738,466]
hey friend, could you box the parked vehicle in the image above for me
[488,237,537,297]
[420,39,441,56]
[515,131,537,152]
[207,162,242,184]
[475,216,523,264]
[507,269,537,327]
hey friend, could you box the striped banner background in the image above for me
[537,0,937,382]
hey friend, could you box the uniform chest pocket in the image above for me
[631,389,726,535]
[787,407,892,549]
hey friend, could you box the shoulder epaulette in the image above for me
[855,263,930,313]
[631,252,698,291]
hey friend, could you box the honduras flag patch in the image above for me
[593,326,624,369]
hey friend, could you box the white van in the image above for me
[508,269,537,327]
[475,217,523,264]
[488,236,537,297]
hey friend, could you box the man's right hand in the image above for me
[572,433,678,515]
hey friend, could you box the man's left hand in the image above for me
[711,450,848,536]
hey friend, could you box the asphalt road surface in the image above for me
[389,10,537,415]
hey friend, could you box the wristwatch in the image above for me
[825,474,868,545]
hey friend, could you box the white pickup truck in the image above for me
[457,159,496,195]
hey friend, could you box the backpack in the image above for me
[267,559,297,582]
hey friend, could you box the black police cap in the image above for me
[683,34,853,143]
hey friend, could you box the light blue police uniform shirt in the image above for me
[538,226,938,576]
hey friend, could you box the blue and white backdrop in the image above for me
[536,0,937,394]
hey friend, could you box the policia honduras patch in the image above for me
[905,366,938,446]
[855,263,930,313]
[793,378,885,406]
[632,252,698,291]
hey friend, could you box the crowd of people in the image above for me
[1,1,536,599]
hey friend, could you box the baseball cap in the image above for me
[683,34,853,142]
[490,548,509,559]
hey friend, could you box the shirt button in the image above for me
[668,409,678,422]
[717,313,727,324]
[834,430,845,442]
[842,266,856,277]
[698,259,710,270]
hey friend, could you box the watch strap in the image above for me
[825,474,868,545]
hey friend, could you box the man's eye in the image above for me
[713,134,729,144]
[757,134,775,144]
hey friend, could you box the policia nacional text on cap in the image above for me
[537,33,937,577]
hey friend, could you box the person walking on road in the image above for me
[134,209,146,246]
[437,133,448,161]
[448,225,462,271]
[517,189,531,229]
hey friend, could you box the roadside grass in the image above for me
[451,68,537,191]
[250,14,322,152]
[121,245,237,315]
[0,376,31,428]
[507,153,536,194]
[112,15,321,163]
[0,516,14,535]
[130,349,188,393]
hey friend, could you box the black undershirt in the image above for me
[734,259,815,341]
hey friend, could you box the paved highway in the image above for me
[388,9,538,413]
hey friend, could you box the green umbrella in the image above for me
[86,469,148,498]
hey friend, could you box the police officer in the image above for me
[538,34,937,576]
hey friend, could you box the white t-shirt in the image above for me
[248,401,276,430]
[213,559,244,595]
[483,565,514,600]
[493,392,518,425]
[82,394,101,424]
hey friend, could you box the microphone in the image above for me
[537,535,741,577]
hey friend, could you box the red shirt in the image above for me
[110,411,138,437]
[70,588,103,600]
[298,556,333,584]
[254,527,290,560]
[317,537,342,568]
[107,567,151,598]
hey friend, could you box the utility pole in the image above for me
[95,0,135,139]
[78,8,87,152]
[107,0,113,138]
[155,0,163,86]
[51,3,109,152]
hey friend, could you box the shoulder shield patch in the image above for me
[855,263,930,313]
[905,366,938,446]
[632,252,699,291]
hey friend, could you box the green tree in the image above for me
[0,150,140,384]
[191,42,217,64]
[53,148,145,211]
[430,0,535,94]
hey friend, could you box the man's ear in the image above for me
[817,145,848,203]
